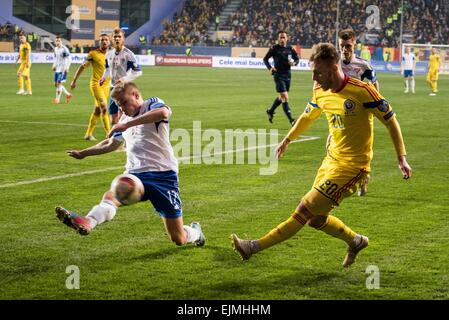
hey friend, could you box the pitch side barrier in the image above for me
[0,52,155,66]
[1,52,436,74]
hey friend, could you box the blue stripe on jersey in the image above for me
[105,59,109,68]
[363,99,387,109]
[146,97,166,111]
[126,60,141,72]
[308,101,319,108]
[112,132,123,141]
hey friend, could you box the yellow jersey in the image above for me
[19,42,31,64]
[428,53,440,71]
[303,76,395,168]
[86,48,110,87]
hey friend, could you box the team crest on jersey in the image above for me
[304,106,311,113]
[343,99,356,113]
[377,100,389,112]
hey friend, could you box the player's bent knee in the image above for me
[297,202,314,220]
[308,215,328,229]
[100,106,108,115]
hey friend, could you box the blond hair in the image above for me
[110,82,138,103]
[309,43,340,64]
[113,28,125,37]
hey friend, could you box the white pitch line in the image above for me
[0,167,122,189]
[0,119,296,136]
[0,120,86,127]
[0,136,319,189]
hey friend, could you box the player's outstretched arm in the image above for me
[385,117,412,179]
[108,108,170,138]
[275,112,317,159]
[67,138,122,159]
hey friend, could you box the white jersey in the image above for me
[53,45,71,73]
[112,97,178,173]
[341,55,377,84]
[104,47,141,85]
[402,53,415,70]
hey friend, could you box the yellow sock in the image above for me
[25,78,32,92]
[316,215,356,244]
[259,211,308,250]
[86,113,99,136]
[101,113,111,134]
[432,81,438,92]
[18,77,24,91]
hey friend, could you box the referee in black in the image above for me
[263,31,299,125]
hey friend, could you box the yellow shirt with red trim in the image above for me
[86,48,110,87]
[19,42,31,63]
[428,53,440,71]
[303,75,395,168]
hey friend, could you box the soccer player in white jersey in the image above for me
[55,82,205,247]
[339,29,379,91]
[52,35,72,104]
[100,28,142,126]
[401,47,416,94]
[338,29,378,196]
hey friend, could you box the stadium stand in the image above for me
[151,0,228,46]
[152,0,448,48]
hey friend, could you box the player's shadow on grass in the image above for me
[205,270,344,297]
[132,245,194,260]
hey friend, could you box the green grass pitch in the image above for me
[0,64,448,299]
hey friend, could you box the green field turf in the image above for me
[0,64,448,300]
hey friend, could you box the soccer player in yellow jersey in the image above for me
[231,43,412,267]
[427,47,441,96]
[15,34,32,95]
[71,34,111,141]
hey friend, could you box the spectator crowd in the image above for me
[152,0,228,46]
[152,0,448,48]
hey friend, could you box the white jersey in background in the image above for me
[53,45,71,72]
[103,47,142,85]
[112,97,178,174]
[341,55,377,84]
[402,53,415,70]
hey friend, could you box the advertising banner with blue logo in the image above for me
[371,61,429,75]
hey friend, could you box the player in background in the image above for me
[15,33,32,95]
[231,43,412,267]
[52,35,72,104]
[338,29,379,196]
[427,47,441,96]
[100,28,142,126]
[71,34,112,141]
[339,29,379,90]
[401,47,416,94]
[263,31,299,126]
[56,82,205,247]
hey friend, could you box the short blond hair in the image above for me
[113,28,125,37]
[110,82,138,103]
[310,43,340,64]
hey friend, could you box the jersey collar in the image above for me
[333,75,349,93]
